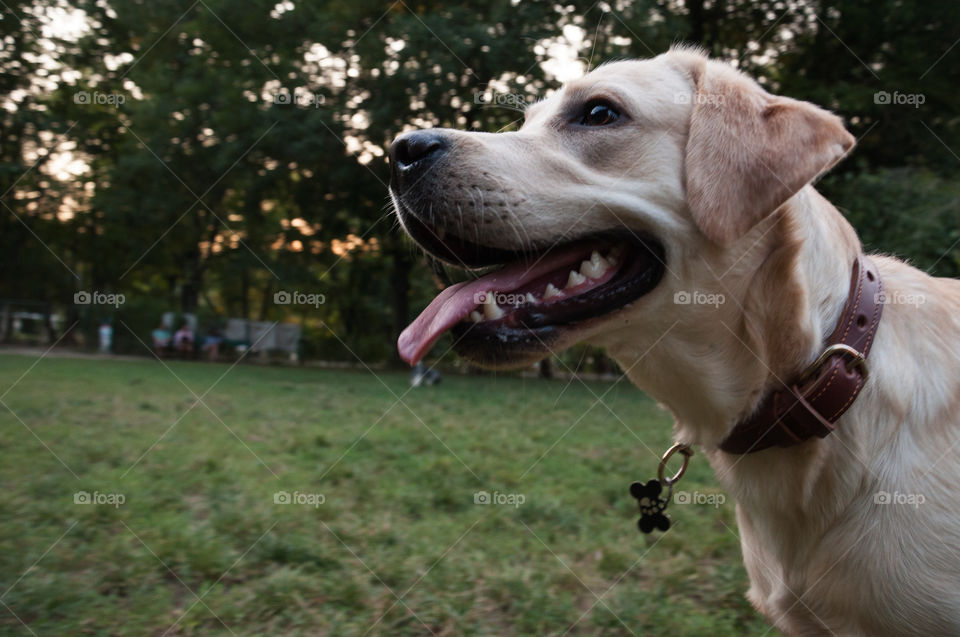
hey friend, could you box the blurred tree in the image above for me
[0,2,83,341]
[829,168,960,276]
[2,0,958,359]
[58,0,392,355]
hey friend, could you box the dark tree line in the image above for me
[1,0,957,361]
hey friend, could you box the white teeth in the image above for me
[482,293,505,320]
[525,293,537,304]
[566,270,586,289]
[543,283,561,299]
[470,311,482,323]
[580,250,611,278]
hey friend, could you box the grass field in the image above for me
[0,353,772,636]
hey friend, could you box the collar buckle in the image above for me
[798,343,868,384]
[718,255,884,455]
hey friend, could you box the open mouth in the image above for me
[397,215,666,367]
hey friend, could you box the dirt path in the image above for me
[0,345,146,361]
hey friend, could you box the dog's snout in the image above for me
[390,130,448,171]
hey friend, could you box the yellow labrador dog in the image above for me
[388,47,960,636]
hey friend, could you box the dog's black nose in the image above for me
[390,130,448,171]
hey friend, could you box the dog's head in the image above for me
[390,48,855,374]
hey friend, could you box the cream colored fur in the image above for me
[401,48,960,635]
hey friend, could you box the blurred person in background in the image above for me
[202,327,223,361]
[98,320,113,354]
[151,323,172,357]
[174,323,194,357]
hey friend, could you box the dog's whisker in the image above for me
[483,170,534,253]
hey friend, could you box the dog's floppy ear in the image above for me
[683,59,855,244]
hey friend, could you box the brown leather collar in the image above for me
[719,256,884,454]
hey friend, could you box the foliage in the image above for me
[823,168,960,278]
[1,0,958,364]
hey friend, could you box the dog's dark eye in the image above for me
[580,101,619,126]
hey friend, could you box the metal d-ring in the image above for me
[657,443,694,486]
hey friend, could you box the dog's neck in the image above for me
[599,186,861,449]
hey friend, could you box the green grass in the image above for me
[0,353,771,636]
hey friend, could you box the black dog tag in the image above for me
[630,479,671,533]
[630,443,693,534]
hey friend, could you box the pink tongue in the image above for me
[397,246,587,365]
